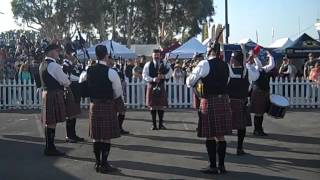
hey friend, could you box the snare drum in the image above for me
[267,94,289,119]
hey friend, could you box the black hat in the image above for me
[44,44,61,54]
[153,49,160,53]
[95,45,108,60]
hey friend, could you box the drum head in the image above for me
[270,94,289,107]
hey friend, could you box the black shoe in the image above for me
[253,130,268,136]
[44,148,65,156]
[237,149,246,156]
[200,166,219,174]
[99,164,120,173]
[218,165,227,174]
[260,130,268,136]
[75,135,85,142]
[65,136,77,143]
[151,126,158,130]
[159,125,167,130]
[94,163,100,172]
[120,129,130,134]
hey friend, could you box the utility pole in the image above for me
[225,0,229,44]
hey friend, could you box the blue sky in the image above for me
[1,0,319,46]
[212,0,320,45]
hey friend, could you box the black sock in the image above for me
[71,118,77,137]
[66,120,72,138]
[45,127,56,150]
[45,127,49,149]
[151,110,157,127]
[259,116,264,131]
[101,143,111,166]
[205,139,217,168]
[254,116,261,131]
[66,119,76,138]
[237,129,246,150]
[93,142,101,165]
[118,114,125,129]
[217,141,227,167]
[158,110,164,126]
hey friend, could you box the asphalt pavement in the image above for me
[0,109,319,180]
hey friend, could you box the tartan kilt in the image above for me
[198,95,232,138]
[64,87,81,119]
[89,100,120,140]
[230,98,252,130]
[113,96,126,113]
[146,83,168,108]
[41,89,66,125]
[250,86,270,114]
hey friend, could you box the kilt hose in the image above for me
[230,98,252,130]
[89,100,120,141]
[250,86,270,115]
[41,89,66,125]
[146,83,168,108]
[198,95,232,138]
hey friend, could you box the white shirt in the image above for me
[63,59,80,82]
[245,63,260,82]
[45,57,71,87]
[254,54,275,73]
[186,57,230,88]
[142,60,173,82]
[78,60,123,99]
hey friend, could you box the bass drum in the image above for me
[267,94,289,119]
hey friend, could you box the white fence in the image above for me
[0,78,319,110]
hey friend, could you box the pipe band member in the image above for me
[142,49,172,130]
[227,47,259,155]
[250,50,275,136]
[79,45,123,173]
[186,42,232,174]
[62,49,84,143]
[40,44,71,156]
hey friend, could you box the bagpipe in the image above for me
[193,25,225,98]
[152,60,170,97]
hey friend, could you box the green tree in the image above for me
[11,0,78,40]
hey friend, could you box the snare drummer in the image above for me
[250,49,275,136]
[227,49,259,155]
[62,49,85,143]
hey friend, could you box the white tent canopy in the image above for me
[237,38,255,44]
[268,37,293,49]
[167,37,206,59]
[77,40,137,60]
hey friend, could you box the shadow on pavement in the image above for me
[2,134,65,144]
[228,140,320,156]
[114,144,206,157]
[247,133,320,145]
[112,160,296,180]
[125,117,197,125]
[0,138,78,180]
[129,134,203,144]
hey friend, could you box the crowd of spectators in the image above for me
[1,32,320,86]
